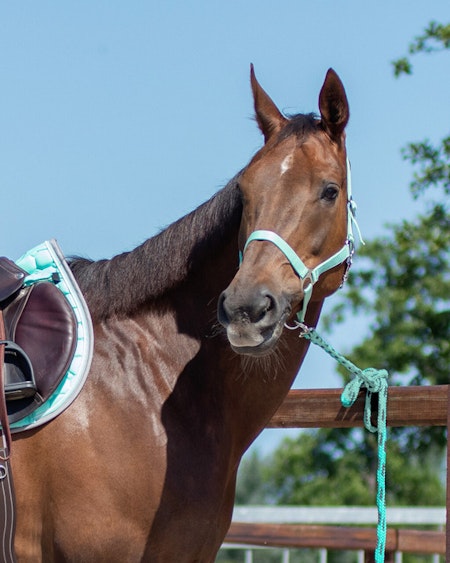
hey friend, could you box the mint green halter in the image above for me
[241,159,363,323]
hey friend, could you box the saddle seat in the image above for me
[0,240,93,430]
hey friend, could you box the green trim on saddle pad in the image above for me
[10,240,94,432]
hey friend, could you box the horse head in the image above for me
[218,66,352,356]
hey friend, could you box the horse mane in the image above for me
[70,174,243,321]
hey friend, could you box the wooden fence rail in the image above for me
[226,522,445,555]
[224,384,449,560]
[267,385,448,429]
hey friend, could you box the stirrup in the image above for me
[1,341,37,401]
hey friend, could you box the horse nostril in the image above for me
[263,294,275,313]
[217,292,230,326]
[218,288,278,327]
[253,294,274,322]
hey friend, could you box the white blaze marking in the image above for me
[280,153,294,175]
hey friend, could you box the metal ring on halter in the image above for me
[284,320,301,330]
[284,320,311,335]
[302,271,315,289]
[0,465,7,479]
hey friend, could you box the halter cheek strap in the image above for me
[240,159,363,323]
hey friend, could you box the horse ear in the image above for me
[319,68,349,142]
[250,64,287,142]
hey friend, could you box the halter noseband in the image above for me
[240,159,363,324]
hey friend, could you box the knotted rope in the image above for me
[295,324,389,563]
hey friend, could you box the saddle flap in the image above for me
[14,282,78,398]
[0,258,26,302]
[3,281,78,422]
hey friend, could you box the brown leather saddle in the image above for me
[0,251,86,562]
[0,257,77,424]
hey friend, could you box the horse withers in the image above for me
[12,66,351,562]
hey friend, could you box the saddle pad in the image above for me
[10,240,94,432]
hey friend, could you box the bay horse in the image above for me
[12,66,351,562]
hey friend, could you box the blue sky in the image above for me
[1,2,448,453]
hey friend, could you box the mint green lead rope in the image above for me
[297,325,388,562]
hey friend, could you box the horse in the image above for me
[12,65,351,562]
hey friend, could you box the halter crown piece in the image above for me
[241,158,364,324]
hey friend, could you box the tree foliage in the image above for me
[262,429,445,507]
[334,205,449,388]
[392,21,450,77]
[329,21,450,455]
[392,21,450,202]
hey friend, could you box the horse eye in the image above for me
[321,185,339,201]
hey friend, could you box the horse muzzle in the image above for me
[217,285,291,356]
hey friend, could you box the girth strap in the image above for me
[0,314,12,462]
[0,312,17,563]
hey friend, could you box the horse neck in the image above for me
[225,299,324,456]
